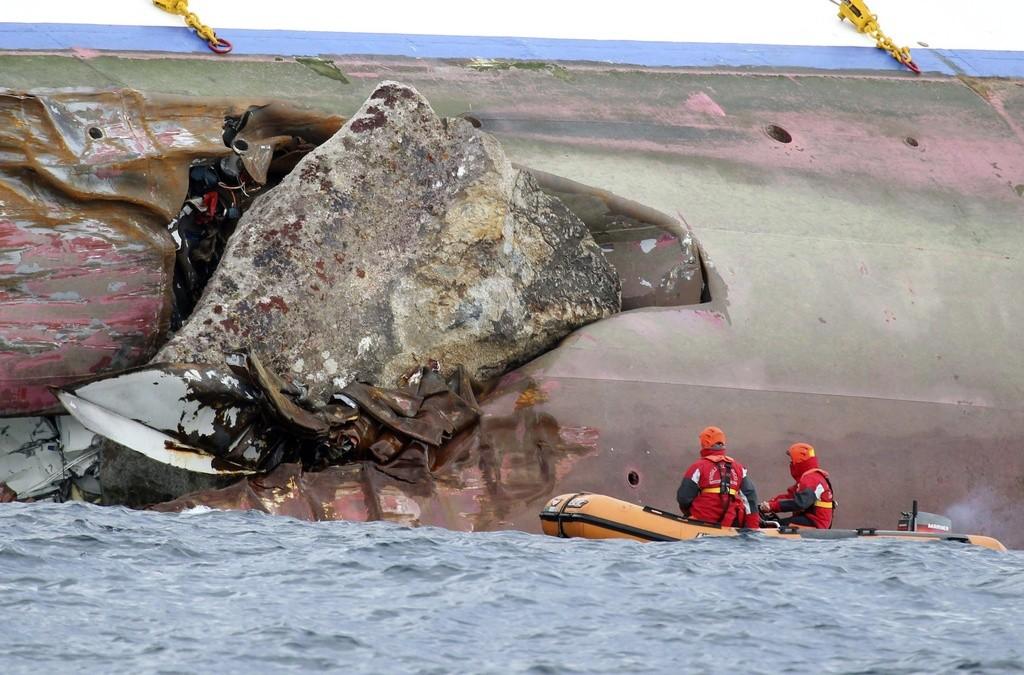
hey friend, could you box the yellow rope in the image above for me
[834,0,919,73]
[153,0,232,54]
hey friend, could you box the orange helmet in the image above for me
[787,443,816,464]
[699,426,727,449]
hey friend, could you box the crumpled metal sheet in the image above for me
[339,366,480,447]
[55,350,483,485]
[227,351,330,437]
[0,89,343,416]
[149,374,600,531]
[55,363,266,474]
[0,414,101,500]
[150,462,376,522]
[525,166,707,309]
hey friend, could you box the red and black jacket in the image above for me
[767,468,834,529]
[677,450,760,528]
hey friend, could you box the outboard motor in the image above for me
[897,499,952,533]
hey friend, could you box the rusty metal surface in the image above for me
[0,89,342,415]
[152,375,601,531]
[57,353,492,483]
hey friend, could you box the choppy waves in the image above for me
[2,502,1022,673]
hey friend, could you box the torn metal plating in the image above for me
[0,89,344,416]
[0,415,102,501]
[56,350,481,481]
[168,105,324,328]
[524,166,708,309]
[2,88,704,418]
[3,86,709,518]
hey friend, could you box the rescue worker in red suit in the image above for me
[759,443,835,529]
[677,426,761,528]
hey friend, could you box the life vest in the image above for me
[692,454,745,526]
[700,454,738,495]
[800,467,835,528]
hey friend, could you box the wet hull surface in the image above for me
[1,54,1022,545]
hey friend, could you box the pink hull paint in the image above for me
[0,88,342,415]
[0,218,173,414]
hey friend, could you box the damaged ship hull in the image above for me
[1,52,1023,546]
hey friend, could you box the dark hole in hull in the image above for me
[765,124,793,144]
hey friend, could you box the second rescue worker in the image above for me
[677,426,760,528]
[759,442,835,529]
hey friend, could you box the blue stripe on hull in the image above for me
[2,23,1023,77]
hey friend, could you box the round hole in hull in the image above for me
[764,124,792,144]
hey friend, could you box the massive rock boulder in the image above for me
[157,82,620,402]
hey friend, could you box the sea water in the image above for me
[2,502,1021,674]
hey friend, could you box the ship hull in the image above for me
[1,52,1022,545]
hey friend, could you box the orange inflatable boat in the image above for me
[539,493,1007,552]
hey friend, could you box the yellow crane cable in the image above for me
[153,0,232,54]
[831,0,919,73]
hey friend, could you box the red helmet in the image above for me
[700,426,727,450]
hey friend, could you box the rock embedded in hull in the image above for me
[156,81,621,402]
